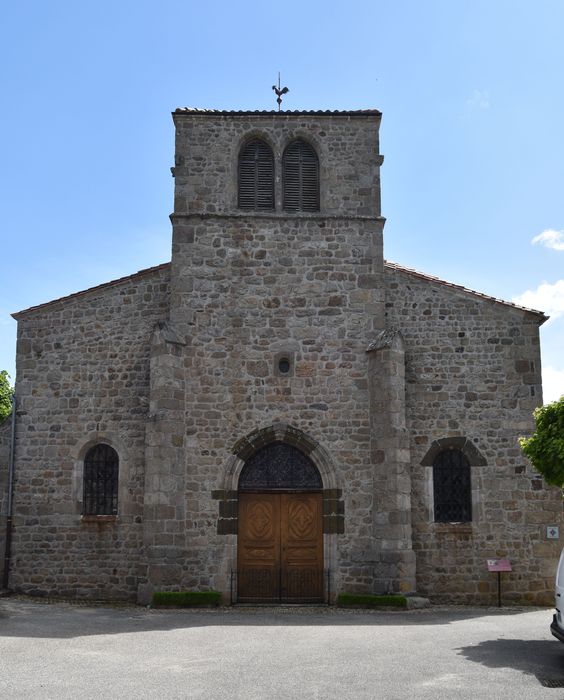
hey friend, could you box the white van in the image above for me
[551,548,564,642]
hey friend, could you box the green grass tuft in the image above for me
[337,593,408,608]
[152,591,221,607]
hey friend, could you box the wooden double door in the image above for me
[238,492,323,603]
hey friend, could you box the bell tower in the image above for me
[141,108,416,602]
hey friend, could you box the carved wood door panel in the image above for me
[238,492,323,603]
[280,493,323,602]
[238,493,280,603]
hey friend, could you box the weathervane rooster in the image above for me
[272,72,289,111]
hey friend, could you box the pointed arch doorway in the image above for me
[237,441,324,603]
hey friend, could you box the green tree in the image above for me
[0,370,13,422]
[0,370,13,421]
[0,369,14,423]
[520,396,564,486]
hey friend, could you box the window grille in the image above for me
[283,139,320,212]
[83,444,119,515]
[238,139,274,210]
[433,448,472,522]
[239,441,322,490]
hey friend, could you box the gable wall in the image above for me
[9,266,170,599]
[385,266,562,604]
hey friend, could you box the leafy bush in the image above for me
[152,590,221,607]
[337,593,407,608]
[0,370,13,422]
[520,396,564,486]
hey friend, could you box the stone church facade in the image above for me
[1,108,561,605]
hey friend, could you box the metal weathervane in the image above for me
[272,72,289,111]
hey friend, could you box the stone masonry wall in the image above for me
[0,417,11,585]
[172,110,382,219]
[9,107,558,606]
[9,265,170,600]
[168,215,384,598]
[385,263,562,605]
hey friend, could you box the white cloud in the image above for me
[531,229,564,251]
[466,89,490,111]
[512,279,564,322]
[542,366,564,404]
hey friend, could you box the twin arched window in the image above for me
[83,443,119,515]
[433,448,472,522]
[282,139,319,212]
[238,139,274,210]
[238,138,319,212]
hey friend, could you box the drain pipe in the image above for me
[2,395,16,591]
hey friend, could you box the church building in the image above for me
[0,107,561,605]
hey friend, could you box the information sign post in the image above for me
[486,559,512,607]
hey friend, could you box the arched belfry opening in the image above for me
[237,441,324,603]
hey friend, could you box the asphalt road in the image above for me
[2,598,564,699]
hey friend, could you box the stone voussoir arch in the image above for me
[72,432,130,516]
[420,436,487,467]
[222,423,339,492]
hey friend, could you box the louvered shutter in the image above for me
[283,140,319,212]
[238,140,274,210]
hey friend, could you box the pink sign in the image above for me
[487,558,512,572]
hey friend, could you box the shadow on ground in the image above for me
[0,596,553,640]
[458,638,564,686]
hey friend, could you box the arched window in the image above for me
[433,449,472,522]
[283,139,320,212]
[238,139,274,210]
[239,442,322,491]
[83,444,119,515]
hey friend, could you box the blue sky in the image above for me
[1,0,563,402]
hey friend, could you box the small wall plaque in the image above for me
[547,526,560,539]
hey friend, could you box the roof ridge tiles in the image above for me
[173,107,381,116]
